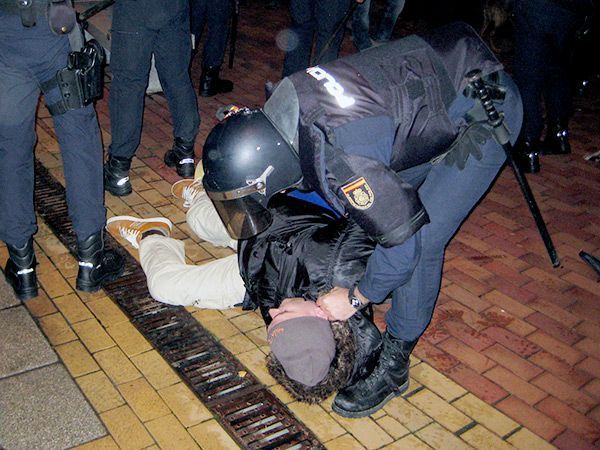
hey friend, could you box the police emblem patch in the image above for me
[341,177,374,210]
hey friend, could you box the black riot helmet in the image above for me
[202,108,303,240]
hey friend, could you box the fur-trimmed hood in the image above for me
[267,312,382,403]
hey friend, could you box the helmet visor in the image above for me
[209,194,273,240]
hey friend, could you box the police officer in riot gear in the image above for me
[203,22,523,417]
[0,0,124,299]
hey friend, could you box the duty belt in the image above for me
[0,0,76,34]
[0,0,47,19]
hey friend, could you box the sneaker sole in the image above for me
[171,179,203,200]
[331,379,410,419]
[106,215,173,231]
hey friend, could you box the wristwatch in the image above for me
[348,286,366,310]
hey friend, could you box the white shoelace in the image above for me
[182,178,204,208]
[119,226,141,249]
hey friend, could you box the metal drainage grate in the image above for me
[34,160,323,450]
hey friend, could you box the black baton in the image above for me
[77,0,115,23]
[311,1,358,66]
[465,69,560,268]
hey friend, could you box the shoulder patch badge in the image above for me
[341,177,374,210]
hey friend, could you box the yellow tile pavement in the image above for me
[56,340,100,377]
[118,378,171,422]
[76,370,125,413]
[188,419,240,450]
[287,402,346,442]
[158,382,213,427]
[145,414,200,450]
[53,293,95,324]
[94,346,142,385]
[101,405,155,450]
[106,321,153,357]
[38,312,78,345]
[72,318,116,353]
[130,350,181,390]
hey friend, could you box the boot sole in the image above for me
[76,264,125,293]
[4,273,38,301]
[176,166,195,178]
[105,183,132,197]
[199,87,233,97]
[331,379,410,419]
[164,156,195,178]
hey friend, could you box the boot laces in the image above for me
[360,340,403,388]
[118,226,141,249]
[182,178,204,208]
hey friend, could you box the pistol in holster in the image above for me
[42,40,106,115]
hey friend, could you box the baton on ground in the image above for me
[579,251,600,276]
[311,1,359,66]
[465,69,560,268]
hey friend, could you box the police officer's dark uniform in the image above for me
[104,0,200,196]
[513,0,591,173]
[0,0,123,300]
[202,23,523,417]
[282,0,354,77]
[190,0,234,97]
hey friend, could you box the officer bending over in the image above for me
[202,22,523,418]
[0,0,124,300]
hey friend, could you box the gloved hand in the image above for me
[443,123,490,170]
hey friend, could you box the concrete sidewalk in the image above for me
[0,276,106,449]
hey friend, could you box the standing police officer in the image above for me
[201,23,523,417]
[103,0,200,196]
[513,0,590,173]
[0,0,124,300]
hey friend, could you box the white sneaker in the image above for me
[106,216,172,249]
[171,178,204,208]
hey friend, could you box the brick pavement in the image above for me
[3,2,598,449]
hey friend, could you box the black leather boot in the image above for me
[4,238,38,301]
[76,231,124,292]
[164,138,195,178]
[199,66,233,97]
[542,123,571,155]
[514,138,541,174]
[104,155,133,196]
[332,331,417,418]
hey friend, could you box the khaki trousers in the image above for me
[139,191,244,308]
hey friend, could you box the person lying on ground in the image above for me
[107,181,382,403]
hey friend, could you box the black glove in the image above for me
[443,123,490,170]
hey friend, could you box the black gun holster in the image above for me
[41,39,105,116]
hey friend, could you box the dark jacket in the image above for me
[238,195,382,392]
